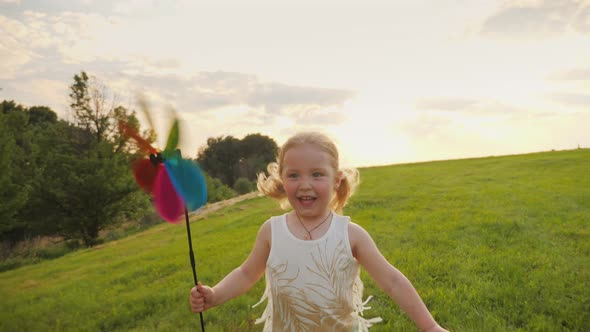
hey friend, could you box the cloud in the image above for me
[415,97,523,115]
[415,97,479,112]
[287,109,347,126]
[106,70,354,119]
[544,91,590,107]
[548,68,590,81]
[396,113,455,140]
[0,10,121,78]
[0,15,39,79]
[111,0,180,16]
[9,78,69,114]
[1,9,353,126]
[1,0,116,16]
[481,0,590,38]
[248,82,352,110]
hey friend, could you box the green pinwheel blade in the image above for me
[164,118,179,152]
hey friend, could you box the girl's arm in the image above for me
[190,220,271,312]
[349,222,448,332]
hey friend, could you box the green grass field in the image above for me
[1,149,588,331]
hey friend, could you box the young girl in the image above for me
[190,132,448,332]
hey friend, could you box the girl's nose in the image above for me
[299,177,312,189]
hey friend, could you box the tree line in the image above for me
[0,71,278,247]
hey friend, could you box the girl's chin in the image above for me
[295,203,331,215]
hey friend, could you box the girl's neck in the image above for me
[293,210,332,225]
[290,210,333,241]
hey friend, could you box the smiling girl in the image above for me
[190,132,448,332]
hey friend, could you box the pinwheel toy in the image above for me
[119,106,207,331]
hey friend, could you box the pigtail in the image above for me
[331,167,360,213]
[257,162,290,209]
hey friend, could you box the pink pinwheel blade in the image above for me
[153,164,185,223]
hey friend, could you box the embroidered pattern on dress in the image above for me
[254,217,382,332]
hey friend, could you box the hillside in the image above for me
[1,149,588,331]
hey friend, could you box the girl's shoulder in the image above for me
[346,219,374,258]
[257,213,289,246]
[339,214,367,234]
[333,213,369,238]
[261,213,286,226]
[256,217,274,246]
[347,220,368,239]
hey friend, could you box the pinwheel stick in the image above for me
[185,207,206,332]
[118,115,207,330]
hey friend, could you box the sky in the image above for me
[1,0,589,167]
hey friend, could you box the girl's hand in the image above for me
[189,282,215,313]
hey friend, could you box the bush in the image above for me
[37,245,72,259]
[205,173,237,203]
[233,177,254,195]
[0,237,77,272]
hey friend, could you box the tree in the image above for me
[69,71,135,144]
[0,102,37,242]
[0,100,26,114]
[198,136,242,187]
[0,94,149,246]
[239,133,278,180]
[0,111,28,241]
[37,124,146,246]
[69,71,111,142]
[69,71,149,155]
[27,106,57,126]
[197,133,278,188]
[65,72,152,245]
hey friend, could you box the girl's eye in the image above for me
[312,172,323,177]
[287,173,298,179]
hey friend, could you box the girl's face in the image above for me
[281,143,340,220]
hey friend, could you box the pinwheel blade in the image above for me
[164,119,179,153]
[132,158,159,193]
[153,164,185,223]
[119,120,158,155]
[165,158,208,211]
[138,97,156,134]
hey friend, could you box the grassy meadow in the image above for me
[1,149,588,331]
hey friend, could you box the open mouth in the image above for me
[297,195,316,206]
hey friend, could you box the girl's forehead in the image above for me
[284,144,327,158]
[282,144,335,168]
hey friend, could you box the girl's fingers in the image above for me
[190,286,202,299]
[190,284,212,313]
[190,297,205,312]
[196,282,212,299]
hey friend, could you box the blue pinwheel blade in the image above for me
[164,158,208,211]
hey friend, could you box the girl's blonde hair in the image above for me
[257,132,359,213]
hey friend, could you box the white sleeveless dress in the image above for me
[253,213,382,331]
